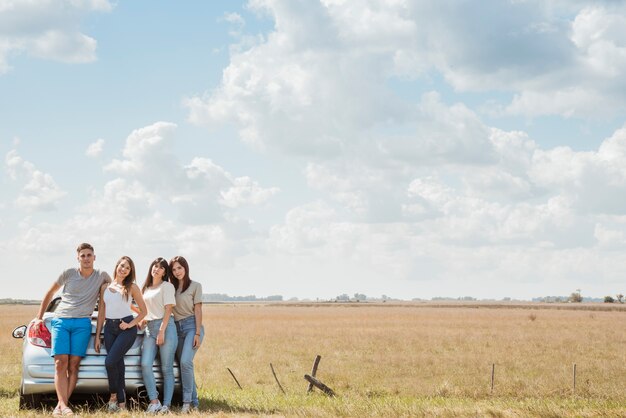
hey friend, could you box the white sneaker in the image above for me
[159,405,171,414]
[146,401,162,414]
[180,403,191,414]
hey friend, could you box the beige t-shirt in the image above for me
[173,281,203,321]
[143,281,176,321]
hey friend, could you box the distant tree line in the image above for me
[334,293,369,301]
[531,289,579,303]
[603,294,624,303]
[533,289,624,304]
[203,293,283,302]
[432,296,477,301]
[0,298,40,305]
[333,293,399,302]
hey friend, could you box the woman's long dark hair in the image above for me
[169,255,191,293]
[142,257,170,294]
[114,256,136,301]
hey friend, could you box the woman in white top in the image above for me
[170,256,204,413]
[139,257,177,414]
[94,256,147,412]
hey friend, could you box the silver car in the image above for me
[12,297,181,409]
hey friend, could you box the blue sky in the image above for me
[2,0,626,300]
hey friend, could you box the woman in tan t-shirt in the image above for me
[170,256,204,413]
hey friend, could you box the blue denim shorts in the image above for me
[50,317,92,357]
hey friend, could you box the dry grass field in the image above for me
[1,302,626,417]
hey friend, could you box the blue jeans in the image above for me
[104,316,136,403]
[175,316,204,406]
[141,318,177,406]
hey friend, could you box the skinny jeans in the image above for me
[175,315,204,406]
[141,318,177,406]
[103,315,136,403]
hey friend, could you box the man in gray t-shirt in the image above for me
[34,243,111,416]
[55,268,111,318]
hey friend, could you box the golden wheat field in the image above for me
[1,302,626,417]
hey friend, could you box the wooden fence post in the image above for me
[307,355,322,393]
[227,367,243,390]
[270,363,286,394]
[304,374,335,397]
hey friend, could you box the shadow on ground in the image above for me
[18,394,274,415]
[0,388,18,399]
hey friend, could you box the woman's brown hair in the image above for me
[169,255,191,293]
[114,256,136,301]
[141,257,170,294]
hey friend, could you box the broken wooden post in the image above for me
[270,363,286,394]
[304,374,335,396]
[307,355,322,393]
[227,367,243,390]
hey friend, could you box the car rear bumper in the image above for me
[22,363,180,395]
[22,366,177,395]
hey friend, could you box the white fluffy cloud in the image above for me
[85,138,104,157]
[2,120,281,287]
[186,1,411,155]
[5,149,66,212]
[0,0,112,74]
[500,5,626,118]
[188,1,626,146]
[529,125,626,215]
[220,176,280,208]
[105,122,182,187]
[103,121,279,225]
[571,6,626,77]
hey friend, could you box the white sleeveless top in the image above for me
[103,286,133,319]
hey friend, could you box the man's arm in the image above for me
[34,282,61,326]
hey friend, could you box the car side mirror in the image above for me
[13,325,27,339]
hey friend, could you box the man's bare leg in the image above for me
[54,355,70,410]
[67,355,82,400]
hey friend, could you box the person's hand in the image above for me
[138,320,146,330]
[32,318,43,330]
[156,330,165,346]
[193,334,201,349]
[94,336,101,353]
[119,321,130,330]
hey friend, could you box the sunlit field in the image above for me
[1,302,626,417]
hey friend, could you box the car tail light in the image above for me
[28,321,52,348]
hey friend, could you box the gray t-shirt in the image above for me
[54,268,111,318]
